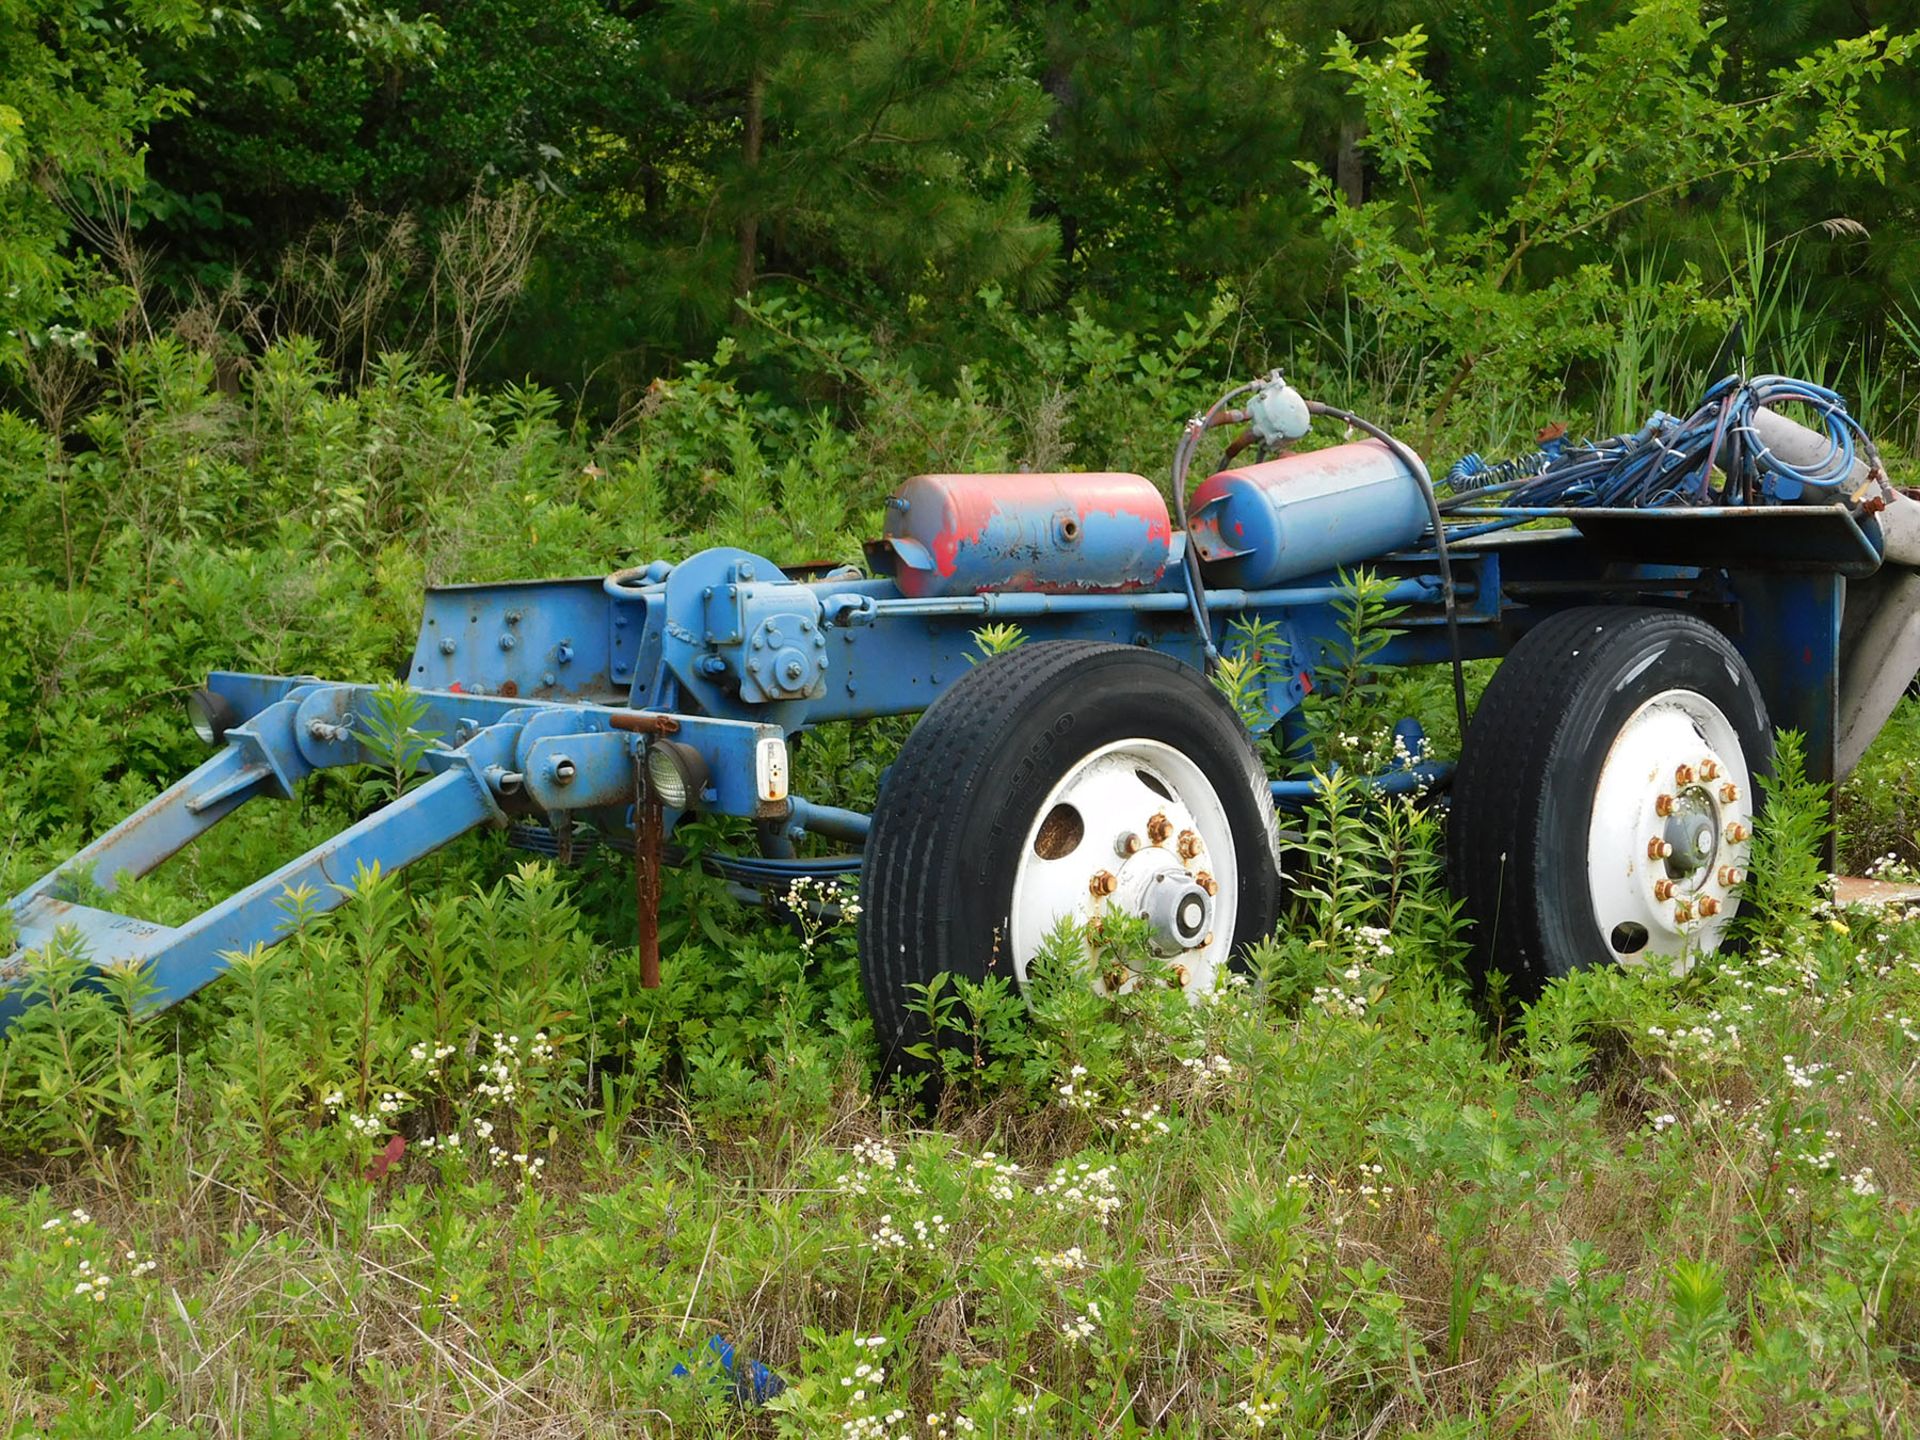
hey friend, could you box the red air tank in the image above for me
[878,472,1174,598]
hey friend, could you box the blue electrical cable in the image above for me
[1460,375,1884,512]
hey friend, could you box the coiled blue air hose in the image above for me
[1448,375,1885,511]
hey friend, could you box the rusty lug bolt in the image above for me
[1146,813,1173,845]
[1103,967,1126,992]
[1653,879,1676,901]
[1697,896,1722,918]
[1700,759,1720,781]
[1176,829,1202,862]
[1169,965,1188,989]
[1675,763,1696,786]
[1201,931,1215,949]
[1194,870,1218,896]
[1117,832,1143,858]
[1719,782,1739,804]
[1090,870,1118,898]
[1726,822,1749,844]
[1718,865,1746,887]
[1655,793,1677,817]
[1648,837,1674,860]
[1674,901,1694,923]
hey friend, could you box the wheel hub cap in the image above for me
[1009,738,1238,998]
[1134,869,1215,955]
[1586,688,1752,967]
[1664,803,1716,873]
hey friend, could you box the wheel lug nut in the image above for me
[1090,870,1117,898]
[1655,793,1676,817]
[1194,870,1217,896]
[1103,966,1126,992]
[1146,813,1172,845]
[1653,879,1676,901]
[1719,782,1739,804]
[1176,829,1201,862]
[1201,932,1215,949]
[1726,822,1749,843]
[1675,763,1695,786]
[1648,838,1673,860]
[1718,865,1745,887]
[1697,896,1721,918]
[1169,965,1188,989]
[1118,832,1142,858]
[1674,900,1694,923]
[1700,759,1719,781]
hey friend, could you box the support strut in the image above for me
[634,773,665,990]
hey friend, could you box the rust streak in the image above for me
[635,791,664,989]
[610,710,681,736]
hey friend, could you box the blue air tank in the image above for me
[1186,440,1429,588]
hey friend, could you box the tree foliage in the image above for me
[1,0,1918,424]
[1309,3,1916,435]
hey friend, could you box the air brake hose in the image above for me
[1171,381,1264,669]
[1305,401,1473,745]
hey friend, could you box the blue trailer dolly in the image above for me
[6,374,1915,1064]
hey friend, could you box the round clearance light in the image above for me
[646,739,710,809]
[186,688,238,747]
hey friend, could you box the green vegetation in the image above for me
[7,711,1920,1434]
[7,0,1920,1433]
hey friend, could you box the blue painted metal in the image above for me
[12,745,273,909]
[1726,569,1845,868]
[408,576,626,702]
[3,729,512,1022]
[1270,761,1455,807]
[1447,504,1883,577]
[0,675,791,1017]
[1188,441,1430,589]
[1268,719,1454,807]
[782,795,872,844]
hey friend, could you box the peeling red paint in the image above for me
[884,472,1173,598]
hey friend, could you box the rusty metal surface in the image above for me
[608,710,682,736]
[634,789,665,989]
[1834,877,1920,909]
[1509,504,1881,576]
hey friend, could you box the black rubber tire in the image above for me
[859,641,1284,1070]
[1450,606,1771,999]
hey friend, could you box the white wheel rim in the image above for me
[1586,687,1753,971]
[1008,738,1238,1001]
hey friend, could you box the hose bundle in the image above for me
[1447,375,1886,511]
